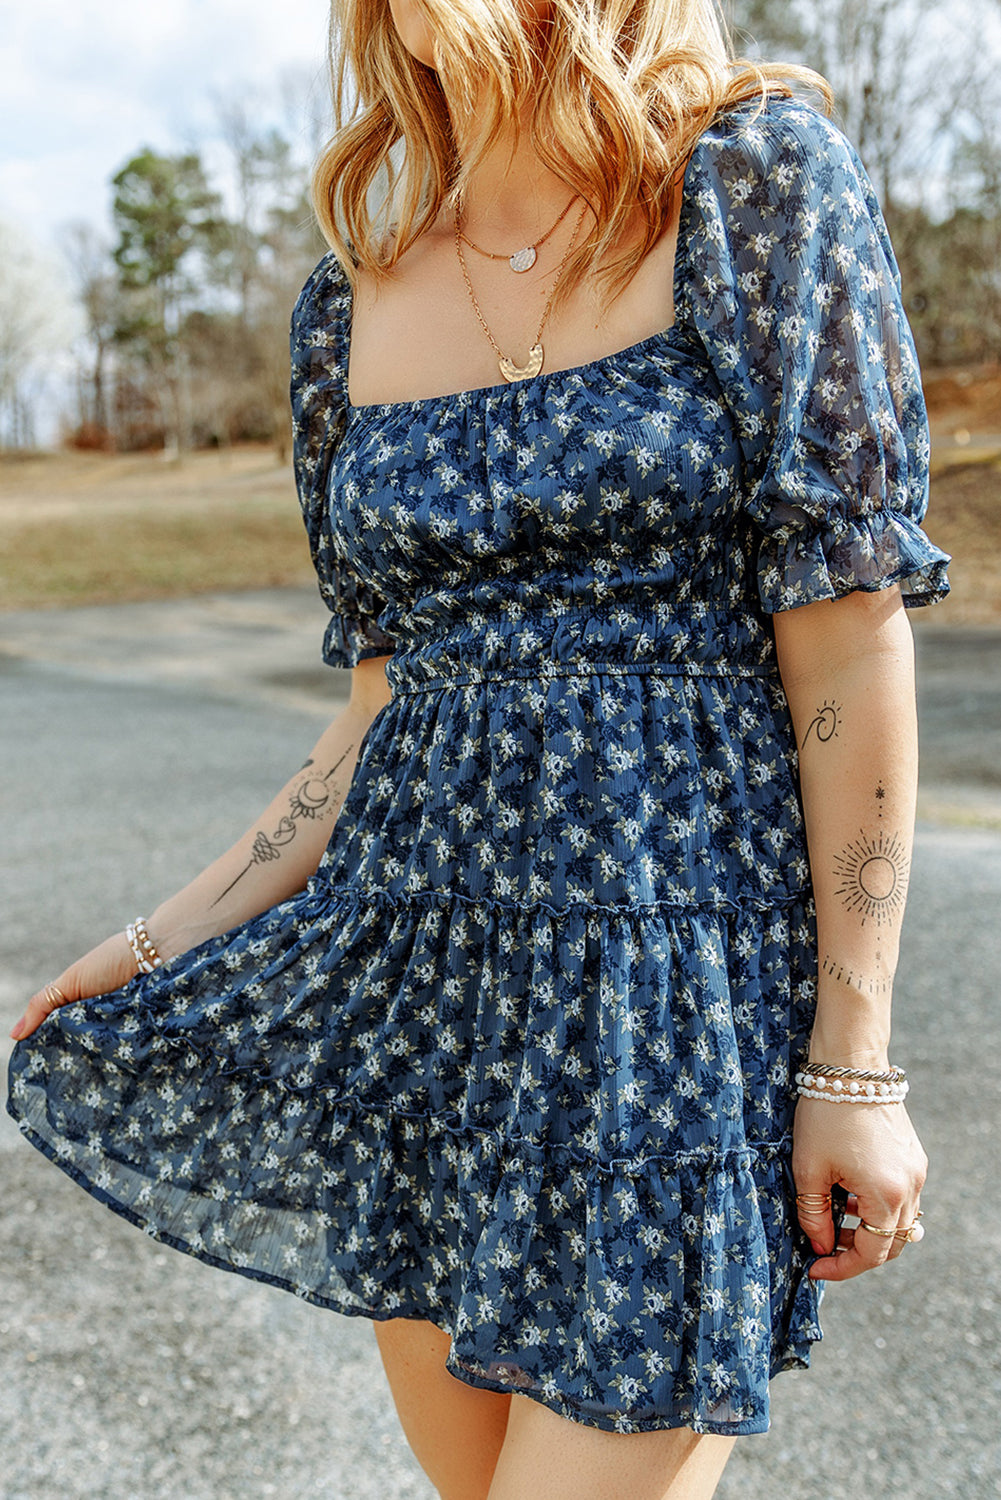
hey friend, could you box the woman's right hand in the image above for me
[9,931,138,1042]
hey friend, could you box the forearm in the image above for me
[775,587,918,1067]
[148,699,378,960]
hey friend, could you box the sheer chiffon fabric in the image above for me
[8,95,949,1435]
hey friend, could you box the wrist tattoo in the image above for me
[820,953,893,997]
[832,827,909,928]
[210,744,356,908]
[801,699,842,749]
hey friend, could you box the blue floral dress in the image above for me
[7,95,950,1436]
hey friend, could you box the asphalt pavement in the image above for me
[1,590,998,1500]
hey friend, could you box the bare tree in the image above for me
[732,0,979,200]
[0,220,80,449]
[731,0,1001,362]
[214,86,329,458]
[61,220,119,441]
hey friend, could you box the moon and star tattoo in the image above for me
[210,747,355,908]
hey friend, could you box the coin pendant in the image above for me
[509,246,537,272]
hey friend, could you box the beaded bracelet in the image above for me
[126,916,164,975]
[796,1061,909,1105]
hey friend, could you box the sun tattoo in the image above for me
[802,699,842,748]
[833,828,909,928]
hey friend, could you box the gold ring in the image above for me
[43,983,67,1009]
[795,1193,831,1206]
[857,1219,898,1238]
[893,1221,925,1244]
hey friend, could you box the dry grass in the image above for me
[920,451,1001,628]
[0,446,314,610]
[0,438,997,623]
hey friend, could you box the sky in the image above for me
[0,0,334,256]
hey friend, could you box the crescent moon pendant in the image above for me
[498,344,545,383]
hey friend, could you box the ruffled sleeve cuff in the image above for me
[320,565,397,670]
[756,507,952,614]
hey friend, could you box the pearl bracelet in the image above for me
[126,916,164,975]
[796,1061,909,1105]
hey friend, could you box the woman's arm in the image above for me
[10,656,394,1041]
[147,656,393,957]
[773,584,928,1279]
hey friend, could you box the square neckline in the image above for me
[340,135,704,417]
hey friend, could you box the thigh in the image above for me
[487,1392,736,1500]
[373,1317,512,1500]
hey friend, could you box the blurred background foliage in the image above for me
[1,0,999,458]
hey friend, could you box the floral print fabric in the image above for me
[8,95,950,1437]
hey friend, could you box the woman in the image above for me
[8,2,950,1497]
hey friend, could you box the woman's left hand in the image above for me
[792,1096,927,1280]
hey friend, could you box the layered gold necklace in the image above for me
[456,191,581,273]
[454,194,590,384]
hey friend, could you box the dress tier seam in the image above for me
[12,1063,795,1176]
[298,883,814,919]
[388,662,778,692]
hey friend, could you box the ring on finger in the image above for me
[43,983,66,1010]
[795,1193,831,1207]
[857,1219,898,1238]
[893,1219,925,1244]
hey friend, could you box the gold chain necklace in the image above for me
[455,191,580,273]
[454,198,589,383]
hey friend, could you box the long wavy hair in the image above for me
[313,0,833,315]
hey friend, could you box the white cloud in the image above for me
[0,0,332,248]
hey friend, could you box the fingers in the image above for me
[10,978,77,1042]
[885,1205,925,1262]
[808,1195,923,1282]
[795,1188,836,1256]
[10,930,141,1042]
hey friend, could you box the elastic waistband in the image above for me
[384,606,776,694]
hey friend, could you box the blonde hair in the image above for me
[313,0,834,315]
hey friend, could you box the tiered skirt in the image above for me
[8,607,825,1434]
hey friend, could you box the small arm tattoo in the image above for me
[821,953,892,997]
[801,699,842,749]
[210,744,356,908]
[832,827,909,928]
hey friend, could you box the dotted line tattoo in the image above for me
[210,745,356,909]
[832,828,909,928]
[821,954,893,997]
[802,699,842,748]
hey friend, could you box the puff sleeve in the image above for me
[683,98,951,612]
[290,252,397,667]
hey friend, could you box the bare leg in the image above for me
[373,1318,512,1500]
[487,1392,736,1500]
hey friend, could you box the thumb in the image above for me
[794,1180,836,1256]
[10,974,77,1041]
